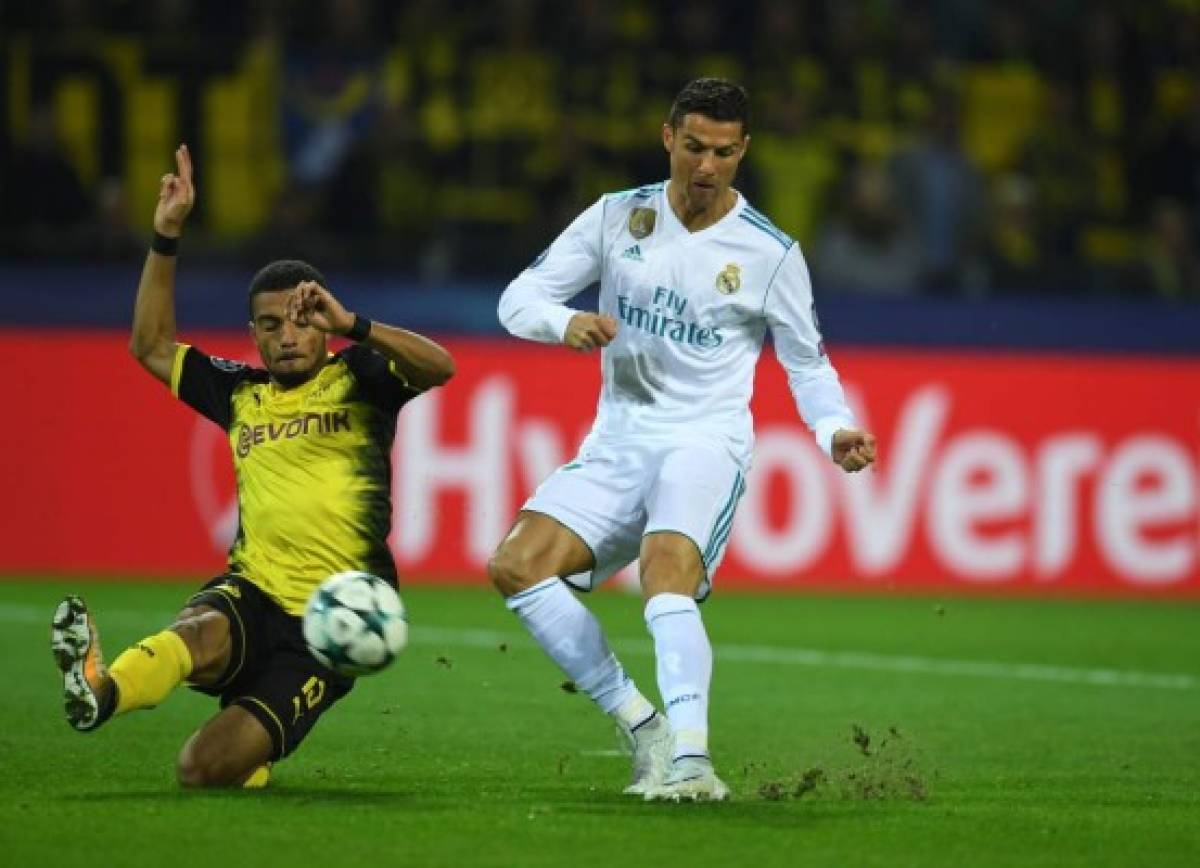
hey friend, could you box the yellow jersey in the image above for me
[171,343,419,614]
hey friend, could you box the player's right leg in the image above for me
[489,511,671,795]
[178,577,356,789]
[635,532,730,802]
[51,594,232,733]
[637,442,746,802]
[176,705,273,788]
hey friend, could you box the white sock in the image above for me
[507,577,654,726]
[645,592,712,761]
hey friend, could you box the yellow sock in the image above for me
[109,629,194,715]
[242,764,271,789]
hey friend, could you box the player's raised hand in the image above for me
[287,281,354,335]
[154,144,195,238]
[564,313,619,351]
[832,428,877,473]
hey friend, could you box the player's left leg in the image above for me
[51,596,118,732]
[638,532,730,802]
[51,595,228,733]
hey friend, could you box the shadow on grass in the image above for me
[508,785,918,830]
[56,786,422,807]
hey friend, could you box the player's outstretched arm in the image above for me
[130,144,194,385]
[286,281,455,391]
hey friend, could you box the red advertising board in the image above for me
[4,330,1198,595]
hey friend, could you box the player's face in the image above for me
[250,288,328,388]
[663,114,748,209]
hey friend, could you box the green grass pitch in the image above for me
[2,579,1197,867]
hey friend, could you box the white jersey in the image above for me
[498,181,855,462]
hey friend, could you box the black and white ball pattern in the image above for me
[303,572,409,677]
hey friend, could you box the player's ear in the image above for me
[662,123,674,153]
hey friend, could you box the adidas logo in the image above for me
[620,244,644,262]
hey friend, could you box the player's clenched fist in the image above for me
[564,313,618,351]
[831,428,878,473]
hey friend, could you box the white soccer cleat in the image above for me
[51,596,116,732]
[643,755,730,802]
[620,712,674,796]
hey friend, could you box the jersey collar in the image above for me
[661,180,746,243]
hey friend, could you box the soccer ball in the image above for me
[302,571,408,677]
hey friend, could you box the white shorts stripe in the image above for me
[702,473,745,567]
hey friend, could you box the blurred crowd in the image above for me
[4,0,1200,299]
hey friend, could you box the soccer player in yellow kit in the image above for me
[50,145,455,787]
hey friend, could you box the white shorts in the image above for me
[522,437,747,600]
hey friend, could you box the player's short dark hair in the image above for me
[668,78,750,136]
[247,259,327,314]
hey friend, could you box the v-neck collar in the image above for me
[264,353,337,404]
[661,180,745,243]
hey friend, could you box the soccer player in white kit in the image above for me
[489,79,877,801]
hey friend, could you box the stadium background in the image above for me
[2,0,1199,596]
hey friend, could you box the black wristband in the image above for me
[151,232,179,256]
[345,313,372,342]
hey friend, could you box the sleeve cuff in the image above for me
[815,416,855,459]
[548,306,578,343]
[169,343,190,397]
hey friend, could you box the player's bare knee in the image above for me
[176,741,242,789]
[640,537,703,598]
[641,559,703,600]
[175,748,208,788]
[487,547,522,596]
[488,545,539,597]
[641,551,688,580]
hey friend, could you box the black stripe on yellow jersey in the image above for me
[170,343,421,615]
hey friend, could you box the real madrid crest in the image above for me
[628,207,657,240]
[715,262,742,295]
